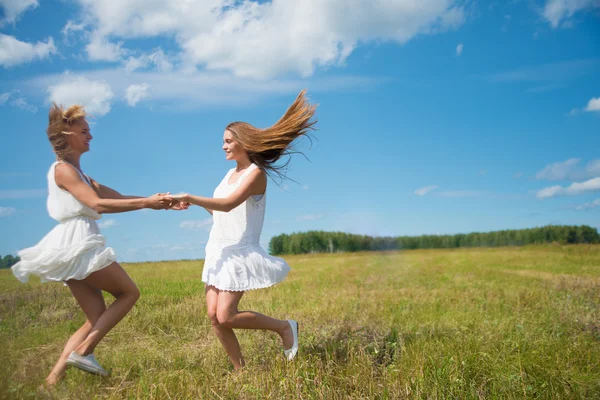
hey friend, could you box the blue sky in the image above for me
[1,0,599,262]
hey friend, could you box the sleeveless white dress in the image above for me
[203,164,290,291]
[12,162,116,283]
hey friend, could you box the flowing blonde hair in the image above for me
[226,89,317,181]
[46,103,87,160]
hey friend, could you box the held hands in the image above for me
[167,193,191,210]
[146,193,191,211]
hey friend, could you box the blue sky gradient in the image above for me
[1,0,599,261]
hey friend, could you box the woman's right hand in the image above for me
[145,193,171,210]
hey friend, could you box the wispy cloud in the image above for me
[0,91,37,113]
[98,219,117,229]
[536,158,599,181]
[24,68,384,111]
[574,198,600,211]
[456,43,463,56]
[125,83,149,106]
[537,177,600,199]
[180,218,213,230]
[414,185,439,196]
[0,189,46,199]
[542,0,600,28]
[0,206,16,217]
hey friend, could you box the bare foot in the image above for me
[280,321,294,350]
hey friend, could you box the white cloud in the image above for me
[536,158,600,181]
[575,198,600,211]
[302,184,309,190]
[180,218,213,230]
[0,92,10,104]
[542,0,600,28]
[297,213,324,221]
[28,68,380,108]
[456,43,463,56]
[537,177,600,199]
[0,189,45,199]
[124,49,173,73]
[98,219,116,229]
[414,185,439,196]
[86,33,125,62]
[536,158,582,181]
[62,20,87,37]
[585,97,600,112]
[47,73,114,116]
[587,160,600,176]
[69,0,465,79]
[0,0,38,24]
[0,34,56,67]
[0,206,16,217]
[125,83,149,106]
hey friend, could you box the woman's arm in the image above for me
[172,169,266,213]
[88,177,142,200]
[55,163,169,213]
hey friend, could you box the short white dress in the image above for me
[12,161,116,283]
[203,163,290,291]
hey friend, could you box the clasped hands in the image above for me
[147,192,191,210]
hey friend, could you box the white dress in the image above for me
[203,163,290,291]
[12,162,116,283]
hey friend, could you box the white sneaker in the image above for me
[284,320,299,361]
[66,351,109,376]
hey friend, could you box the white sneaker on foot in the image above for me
[66,351,109,376]
[284,320,299,361]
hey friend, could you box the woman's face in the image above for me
[67,118,92,155]
[222,129,246,161]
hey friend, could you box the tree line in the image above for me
[268,225,600,255]
[0,254,20,269]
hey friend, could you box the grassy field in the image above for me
[1,245,599,399]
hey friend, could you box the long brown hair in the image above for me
[226,89,317,181]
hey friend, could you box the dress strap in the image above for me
[237,163,258,185]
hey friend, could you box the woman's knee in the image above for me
[115,283,140,303]
[207,308,220,326]
[129,284,140,302]
[216,309,235,327]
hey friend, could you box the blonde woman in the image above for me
[171,90,317,370]
[12,104,183,385]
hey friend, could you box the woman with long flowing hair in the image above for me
[171,90,317,370]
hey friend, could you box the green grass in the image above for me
[1,245,599,399]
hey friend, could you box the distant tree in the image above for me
[268,225,600,255]
[0,254,20,269]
